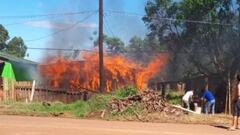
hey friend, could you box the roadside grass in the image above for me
[0,86,137,118]
[0,87,232,125]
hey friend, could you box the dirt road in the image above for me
[0,115,238,135]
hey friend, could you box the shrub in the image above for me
[166,91,183,105]
[113,86,137,98]
[87,94,113,112]
[69,100,90,117]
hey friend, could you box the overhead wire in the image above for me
[0,10,97,19]
[103,13,115,37]
[2,10,97,26]
[26,47,113,54]
[25,11,97,42]
[2,9,234,26]
[104,10,233,26]
[27,47,97,52]
[4,16,72,26]
[5,9,235,55]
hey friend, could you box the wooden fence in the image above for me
[14,81,95,103]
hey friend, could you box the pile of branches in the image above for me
[108,90,181,115]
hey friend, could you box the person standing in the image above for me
[229,75,240,131]
[182,90,194,110]
[202,88,215,114]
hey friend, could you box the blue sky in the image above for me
[0,0,148,62]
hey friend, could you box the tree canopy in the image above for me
[0,24,27,58]
[143,0,240,79]
[142,0,240,113]
[0,24,9,50]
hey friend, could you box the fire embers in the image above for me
[39,52,168,91]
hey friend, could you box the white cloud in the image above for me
[25,20,54,29]
[25,20,97,29]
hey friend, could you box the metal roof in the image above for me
[0,52,38,65]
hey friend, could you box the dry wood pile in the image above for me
[108,90,182,115]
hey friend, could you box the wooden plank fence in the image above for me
[14,81,96,103]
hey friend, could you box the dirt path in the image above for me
[0,115,238,135]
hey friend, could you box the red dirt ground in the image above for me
[0,115,239,135]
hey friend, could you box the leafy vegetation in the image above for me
[113,86,137,98]
[0,24,27,58]
[166,91,184,105]
[0,89,231,125]
[0,86,138,117]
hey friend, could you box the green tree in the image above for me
[143,0,238,77]
[143,0,240,113]
[6,37,27,58]
[0,24,27,58]
[127,36,164,62]
[93,34,126,54]
[105,36,126,54]
[0,24,9,50]
[127,36,145,60]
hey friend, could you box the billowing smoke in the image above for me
[41,0,99,60]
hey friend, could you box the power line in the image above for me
[27,47,99,52]
[103,13,115,37]
[0,10,97,19]
[26,47,114,55]
[25,12,97,42]
[104,10,233,26]
[4,16,71,26]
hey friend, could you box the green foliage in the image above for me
[166,91,183,105]
[69,101,90,117]
[0,94,115,118]
[105,36,126,54]
[87,94,113,112]
[126,36,164,62]
[143,0,240,81]
[6,37,27,57]
[0,24,9,50]
[93,35,126,54]
[0,24,27,57]
[113,86,137,98]
[0,87,138,118]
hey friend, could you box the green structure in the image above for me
[0,52,38,100]
[1,62,16,80]
[0,52,38,81]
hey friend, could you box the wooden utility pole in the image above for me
[99,0,105,93]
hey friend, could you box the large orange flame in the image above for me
[39,52,168,92]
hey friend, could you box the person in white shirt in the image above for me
[182,90,194,110]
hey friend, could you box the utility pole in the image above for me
[99,0,105,93]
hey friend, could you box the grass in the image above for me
[0,86,138,118]
[0,100,90,117]
[0,88,232,125]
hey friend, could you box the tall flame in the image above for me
[39,52,168,92]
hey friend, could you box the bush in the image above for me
[0,87,139,118]
[166,91,183,105]
[87,94,113,112]
[69,101,90,117]
[113,86,137,98]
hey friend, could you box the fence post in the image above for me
[30,80,36,102]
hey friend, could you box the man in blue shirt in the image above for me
[202,89,215,114]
